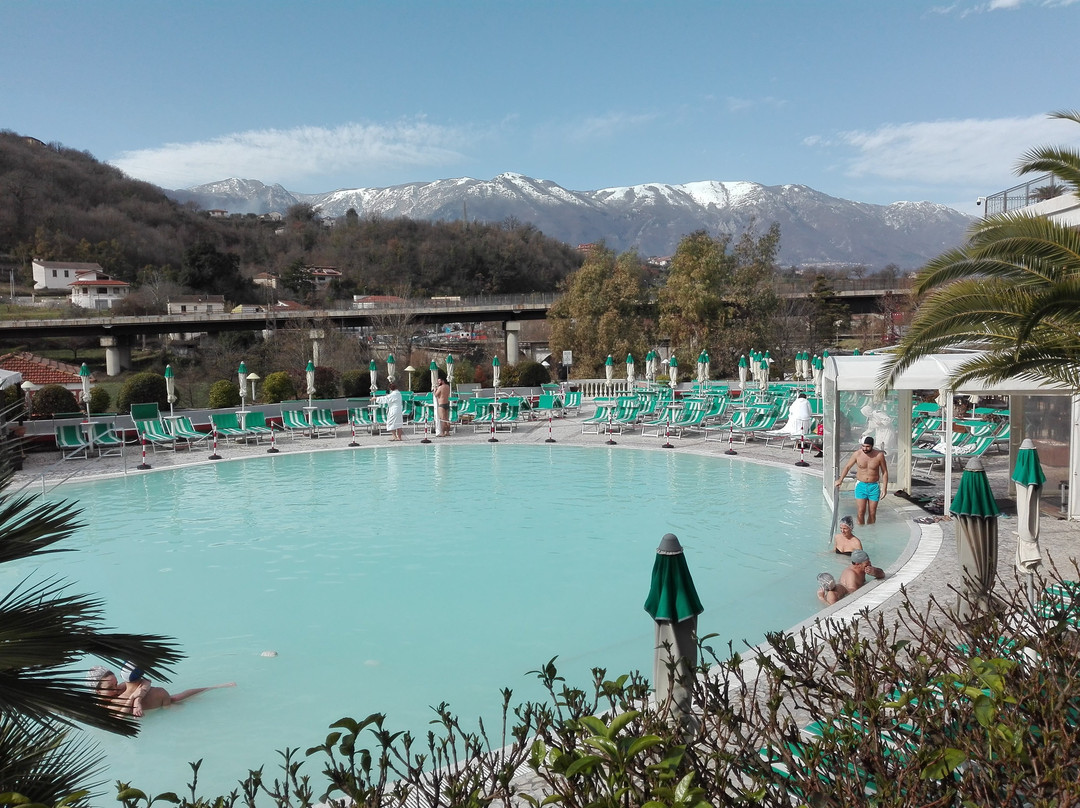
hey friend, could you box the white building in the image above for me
[32,259,104,292]
[67,268,130,310]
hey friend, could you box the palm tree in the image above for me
[882,110,1080,391]
[0,449,183,804]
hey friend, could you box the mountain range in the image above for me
[166,174,973,269]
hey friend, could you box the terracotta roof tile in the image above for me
[0,352,96,386]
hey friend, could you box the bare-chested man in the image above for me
[839,549,886,592]
[816,572,849,605]
[433,377,451,437]
[835,436,889,524]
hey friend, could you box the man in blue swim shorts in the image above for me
[835,436,889,525]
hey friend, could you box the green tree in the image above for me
[261,371,297,404]
[885,110,1080,390]
[180,243,254,303]
[30,384,79,417]
[281,257,316,301]
[658,225,780,376]
[0,449,181,804]
[549,245,651,377]
[807,274,849,352]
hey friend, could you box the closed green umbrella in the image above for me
[645,533,703,725]
[668,355,678,390]
[238,361,247,412]
[164,364,176,418]
[1012,438,1046,604]
[950,457,1001,620]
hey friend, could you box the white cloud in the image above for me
[930,0,1078,14]
[561,111,658,144]
[726,96,786,113]
[807,114,1078,187]
[111,119,472,189]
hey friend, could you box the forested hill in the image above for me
[0,132,583,300]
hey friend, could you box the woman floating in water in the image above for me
[88,663,235,717]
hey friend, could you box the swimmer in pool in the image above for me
[832,516,863,556]
[816,572,848,605]
[88,664,235,717]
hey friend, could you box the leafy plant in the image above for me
[87,386,111,414]
[116,372,168,414]
[207,379,240,409]
[261,371,297,404]
[30,385,78,417]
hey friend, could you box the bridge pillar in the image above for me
[309,329,325,366]
[503,321,521,364]
[100,336,132,376]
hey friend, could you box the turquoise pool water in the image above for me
[8,445,912,796]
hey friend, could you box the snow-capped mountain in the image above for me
[168,173,973,269]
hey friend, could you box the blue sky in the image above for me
[3,0,1077,214]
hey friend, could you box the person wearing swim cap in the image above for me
[835,435,889,525]
[839,549,886,593]
[833,515,863,556]
[816,572,849,605]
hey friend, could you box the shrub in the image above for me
[116,372,168,414]
[88,386,111,414]
[30,385,78,417]
[261,371,297,404]
[314,366,339,399]
[341,370,369,397]
[515,360,550,387]
[207,379,241,409]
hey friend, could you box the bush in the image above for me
[208,379,241,409]
[30,385,78,417]
[341,370,370,397]
[313,366,339,399]
[88,386,111,414]
[116,372,168,414]
[261,371,297,404]
[515,360,550,387]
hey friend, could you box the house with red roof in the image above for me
[0,352,95,401]
[67,268,130,310]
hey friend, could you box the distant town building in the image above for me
[165,295,226,341]
[166,295,226,315]
[67,268,130,310]
[253,272,279,289]
[306,266,342,289]
[353,294,406,309]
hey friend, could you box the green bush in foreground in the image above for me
[86,569,1080,808]
[116,372,168,414]
[260,372,296,404]
[30,384,79,417]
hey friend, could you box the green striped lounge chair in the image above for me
[135,418,176,452]
[242,410,275,442]
[167,415,210,447]
[209,411,251,443]
[310,407,340,437]
[55,424,90,460]
[281,408,312,439]
[88,422,125,457]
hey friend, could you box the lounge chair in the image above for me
[309,407,341,437]
[562,390,582,416]
[242,410,275,442]
[55,424,90,460]
[135,418,176,452]
[210,411,252,443]
[280,408,312,439]
[532,393,564,420]
[580,398,618,434]
[88,422,125,457]
[167,415,210,448]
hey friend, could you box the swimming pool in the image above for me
[9,444,912,796]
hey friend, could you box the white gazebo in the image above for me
[822,352,1079,519]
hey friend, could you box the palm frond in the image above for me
[0,493,84,564]
[0,715,104,806]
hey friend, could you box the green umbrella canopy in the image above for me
[605,355,614,365]
[1012,439,1047,487]
[644,533,704,622]
[951,458,1001,518]
[738,355,748,367]
[306,360,315,372]
[669,355,678,368]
